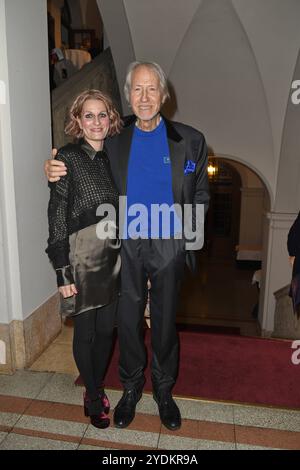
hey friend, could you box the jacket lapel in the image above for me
[117,117,135,195]
[165,118,186,205]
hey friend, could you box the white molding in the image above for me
[266,211,297,222]
[0,340,5,365]
[260,211,293,332]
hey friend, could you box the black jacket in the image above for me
[105,116,210,271]
[288,212,300,278]
[46,141,119,269]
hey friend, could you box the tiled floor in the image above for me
[0,370,299,450]
[2,257,293,450]
[20,256,299,450]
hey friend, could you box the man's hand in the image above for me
[59,284,78,298]
[44,148,67,182]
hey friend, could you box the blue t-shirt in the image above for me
[124,119,181,239]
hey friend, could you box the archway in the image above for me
[205,159,242,261]
[177,157,271,337]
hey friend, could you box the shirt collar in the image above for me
[80,139,102,161]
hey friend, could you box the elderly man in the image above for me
[45,61,209,431]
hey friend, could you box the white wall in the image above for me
[275,50,300,213]
[0,0,22,323]
[124,0,201,75]
[97,0,135,113]
[4,0,55,320]
[167,0,274,201]
[232,0,300,177]
[0,165,10,325]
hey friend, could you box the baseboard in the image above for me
[0,292,62,374]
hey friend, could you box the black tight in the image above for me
[72,299,117,401]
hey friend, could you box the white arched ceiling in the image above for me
[96,0,300,208]
[275,50,300,213]
[232,0,300,171]
[169,0,274,200]
[123,0,202,75]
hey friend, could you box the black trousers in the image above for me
[72,299,117,401]
[117,238,186,394]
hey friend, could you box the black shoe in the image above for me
[154,391,181,430]
[113,389,142,428]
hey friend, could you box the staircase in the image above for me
[51,48,122,148]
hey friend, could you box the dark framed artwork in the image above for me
[70,29,96,50]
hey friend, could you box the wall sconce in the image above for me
[207,159,218,179]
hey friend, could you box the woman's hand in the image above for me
[59,284,78,298]
[289,256,295,267]
[44,148,67,182]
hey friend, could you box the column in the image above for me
[259,212,296,335]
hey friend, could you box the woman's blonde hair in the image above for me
[64,89,122,138]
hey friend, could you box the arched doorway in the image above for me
[206,159,241,261]
[177,157,270,336]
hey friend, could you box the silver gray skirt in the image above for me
[60,223,121,317]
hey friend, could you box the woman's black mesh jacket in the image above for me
[46,141,119,269]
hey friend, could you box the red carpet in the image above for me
[77,330,300,409]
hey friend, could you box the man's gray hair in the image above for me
[124,61,170,104]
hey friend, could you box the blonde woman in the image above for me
[46,90,122,429]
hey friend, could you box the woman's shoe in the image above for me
[90,411,110,429]
[83,393,110,429]
[99,390,110,414]
[83,390,110,416]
